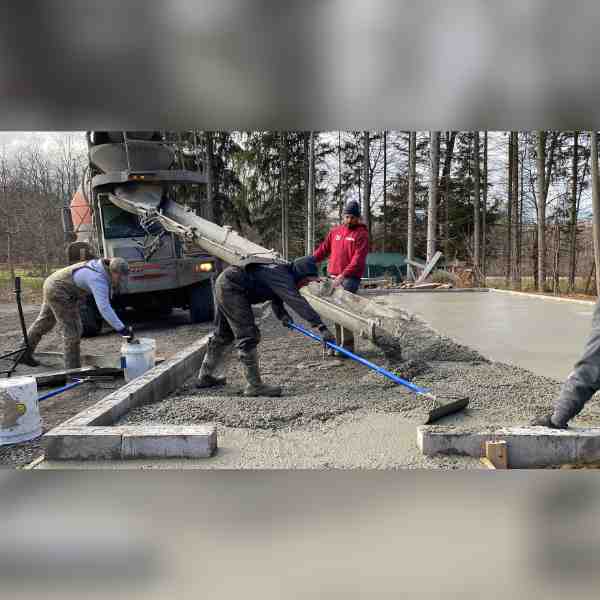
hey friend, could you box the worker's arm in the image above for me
[270,298,292,324]
[312,231,332,264]
[342,230,369,278]
[88,279,126,332]
[260,267,324,328]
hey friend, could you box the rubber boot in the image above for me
[195,338,229,389]
[19,350,40,367]
[530,413,569,429]
[240,348,281,397]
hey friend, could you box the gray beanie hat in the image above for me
[108,257,130,275]
[343,200,361,218]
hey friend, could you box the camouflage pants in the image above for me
[27,276,84,369]
[212,267,261,354]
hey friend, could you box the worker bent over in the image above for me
[313,200,369,356]
[22,258,132,369]
[532,298,600,429]
[196,256,334,397]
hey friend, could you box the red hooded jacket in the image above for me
[313,223,369,279]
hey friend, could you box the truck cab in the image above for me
[66,131,216,336]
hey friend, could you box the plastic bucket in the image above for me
[0,376,43,445]
[120,338,156,383]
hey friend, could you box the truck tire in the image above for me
[189,280,215,323]
[80,297,103,337]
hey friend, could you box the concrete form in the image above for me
[418,425,600,468]
[360,288,490,296]
[42,335,216,460]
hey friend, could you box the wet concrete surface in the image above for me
[381,290,595,381]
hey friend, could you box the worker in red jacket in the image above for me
[313,200,369,355]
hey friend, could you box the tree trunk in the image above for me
[482,131,488,281]
[280,132,289,260]
[407,132,416,270]
[338,131,343,221]
[506,133,513,287]
[307,131,316,254]
[427,131,440,262]
[568,131,579,293]
[591,131,600,297]
[511,132,520,288]
[362,131,371,237]
[537,131,547,292]
[205,131,215,222]
[383,130,387,252]
[440,131,457,259]
[553,219,561,295]
[473,131,481,278]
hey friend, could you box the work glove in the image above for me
[119,325,134,341]
[317,324,335,348]
[280,314,293,328]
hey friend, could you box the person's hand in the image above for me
[317,324,335,347]
[332,274,344,288]
[281,315,292,328]
[119,325,134,341]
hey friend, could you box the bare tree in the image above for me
[407,132,417,272]
[473,131,481,276]
[280,132,289,260]
[482,131,488,281]
[382,130,387,251]
[306,131,316,254]
[591,131,600,296]
[427,131,440,262]
[362,131,371,237]
[568,131,579,293]
[440,131,457,258]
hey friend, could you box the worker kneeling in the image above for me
[196,256,335,397]
[22,258,132,369]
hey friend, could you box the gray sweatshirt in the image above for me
[73,259,125,331]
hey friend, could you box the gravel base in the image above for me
[116,308,600,468]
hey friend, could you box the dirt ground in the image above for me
[0,304,212,468]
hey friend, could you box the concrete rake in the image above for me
[287,321,469,424]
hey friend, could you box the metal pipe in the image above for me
[287,322,429,396]
[14,277,30,351]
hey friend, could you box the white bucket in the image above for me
[121,338,156,382]
[0,376,43,445]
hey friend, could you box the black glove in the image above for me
[280,314,292,328]
[119,325,134,341]
[317,324,335,347]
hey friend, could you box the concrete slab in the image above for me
[42,335,217,460]
[381,289,597,380]
[418,425,600,468]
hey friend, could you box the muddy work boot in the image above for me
[239,348,281,397]
[530,414,569,430]
[195,338,229,389]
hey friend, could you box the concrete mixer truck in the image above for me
[64,131,216,336]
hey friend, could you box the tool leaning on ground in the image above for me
[286,321,469,424]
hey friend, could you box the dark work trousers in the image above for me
[553,299,600,425]
[334,276,361,351]
[212,267,261,354]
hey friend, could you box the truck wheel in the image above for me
[189,280,215,323]
[80,298,103,337]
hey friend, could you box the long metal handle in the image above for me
[14,276,30,350]
[38,379,88,403]
[287,322,430,396]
